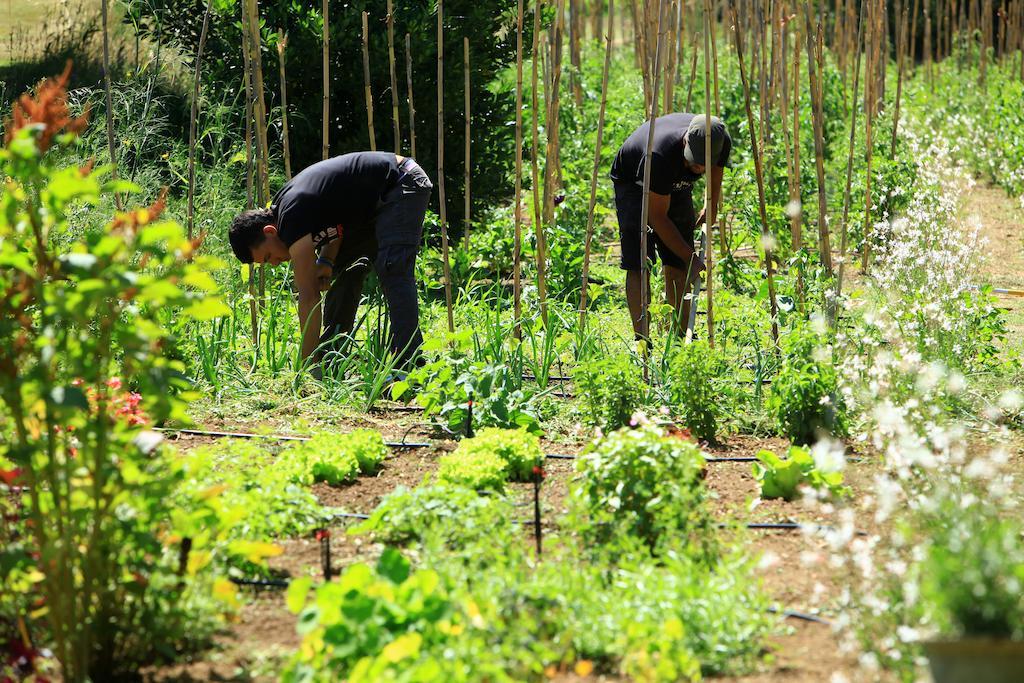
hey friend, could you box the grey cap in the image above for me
[683,114,726,166]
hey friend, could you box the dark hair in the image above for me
[228,208,274,263]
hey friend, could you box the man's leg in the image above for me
[615,182,653,341]
[664,264,693,338]
[625,268,652,339]
[373,158,432,366]
[320,263,370,356]
[660,191,699,338]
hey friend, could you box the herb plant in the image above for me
[768,324,848,444]
[571,426,716,560]
[666,340,728,442]
[574,354,647,433]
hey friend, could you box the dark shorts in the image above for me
[615,181,696,271]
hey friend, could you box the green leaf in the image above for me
[286,576,313,614]
[376,547,410,584]
[182,298,232,321]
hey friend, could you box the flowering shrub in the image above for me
[574,353,648,433]
[571,426,715,560]
[768,323,847,445]
[0,66,231,679]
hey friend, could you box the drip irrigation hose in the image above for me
[768,607,832,626]
[154,427,431,449]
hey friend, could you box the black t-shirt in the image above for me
[271,152,401,249]
[610,112,732,196]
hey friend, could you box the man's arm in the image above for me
[289,234,323,362]
[647,192,699,267]
[706,165,725,228]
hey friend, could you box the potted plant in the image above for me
[920,490,1024,683]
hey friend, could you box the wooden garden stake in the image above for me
[804,11,832,278]
[732,6,780,348]
[525,0,544,340]
[277,28,292,179]
[321,0,329,159]
[533,0,550,329]
[835,0,864,309]
[101,0,121,210]
[685,33,700,111]
[362,12,377,151]
[513,0,525,341]
[405,33,417,159]
[860,0,877,275]
[246,0,271,205]
[637,0,667,368]
[387,0,401,152]
[890,4,909,160]
[463,37,471,249]
[437,0,455,333]
[322,0,330,160]
[579,0,615,332]
[187,1,212,239]
[702,0,715,348]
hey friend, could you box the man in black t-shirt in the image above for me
[610,113,731,339]
[228,151,433,370]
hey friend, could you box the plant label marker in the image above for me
[316,528,332,581]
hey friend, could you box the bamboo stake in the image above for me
[277,28,292,179]
[362,12,377,151]
[526,0,543,340]
[322,0,329,160]
[778,1,803,310]
[732,4,780,348]
[835,1,864,309]
[513,0,525,341]
[437,0,454,333]
[702,0,715,349]
[637,0,667,365]
[579,0,615,332]
[247,0,270,205]
[804,11,832,278]
[890,4,909,159]
[709,2,721,115]
[910,0,921,67]
[187,1,212,239]
[241,3,254,209]
[405,33,417,159]
[685,31,699,111]
[100,0,121,210]
[463,36,471,249]
[387,0,401,152]
[861,0,877,274]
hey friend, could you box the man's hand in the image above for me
[690,254,706,275]
[696,207,707,227]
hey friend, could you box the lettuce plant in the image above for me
[753,446,850,501]
[276,429,388,486]
[456,427,543,481]
[437,447,508,491]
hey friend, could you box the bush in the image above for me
[666,340,727,442]
[457,428,543,481]
[753,446,850,502]
[0,70,231,679]
[574,354,647,433]
[437,449,508,491]
[571,426,715,560]
[351,484,515,548]
[768,324,847,444]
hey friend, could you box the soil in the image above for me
[148,181,1024,682]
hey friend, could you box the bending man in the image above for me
[228,151,432,370]
[610,113,731,339]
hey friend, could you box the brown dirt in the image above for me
[966,182,1024,342]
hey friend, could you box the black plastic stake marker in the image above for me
[177,537,193,579]
[465,393,474,438]
[533,465,544,556]
[316,529,332,581]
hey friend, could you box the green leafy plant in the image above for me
[0,70,232,679]
[666,340,728,442]
[350,484,515,548]
[574,354,647,433]
[437,448,509,491]
[455,427,543,481]
[571,426,716,560]
[753,446,850,501]
[395,335,542,435]
[276,429,387,486]
[768,324,847,444]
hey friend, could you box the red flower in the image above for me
[314,529,330,541]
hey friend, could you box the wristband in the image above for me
[315,256,334,269]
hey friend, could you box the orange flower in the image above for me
[3,61,90,152]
